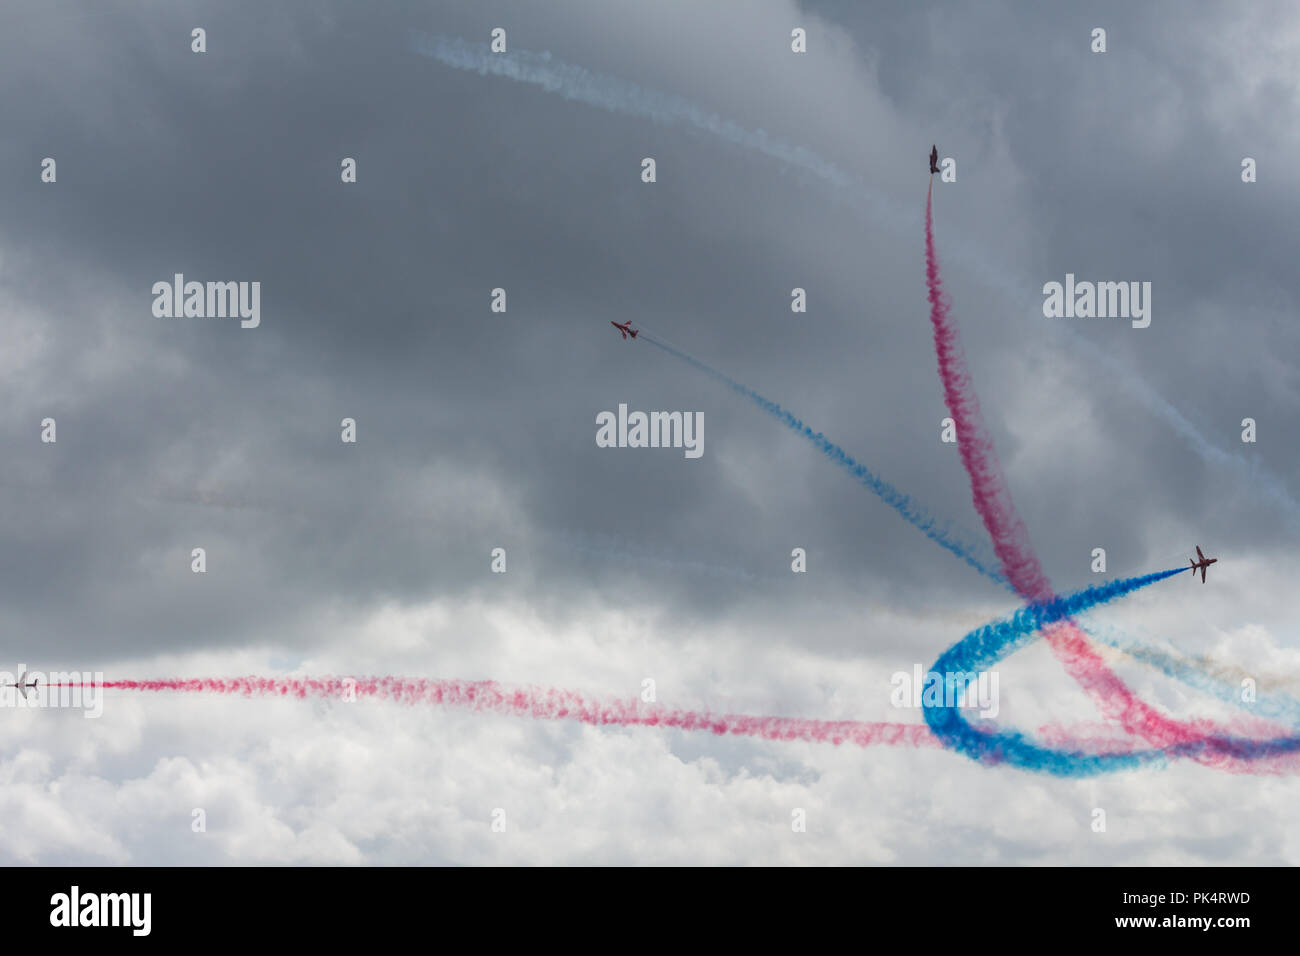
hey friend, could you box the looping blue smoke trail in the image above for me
[924,567,1300,775]
[637,322,1300,775]
[638,331,1009,588]
[405,32,1300,769]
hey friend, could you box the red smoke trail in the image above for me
[50,678,939,750]
[923,181,1289,772]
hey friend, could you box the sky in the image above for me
[0,0,1297,864]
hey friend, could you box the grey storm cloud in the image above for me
[0,0,1296,864]
[0,0,1292,653]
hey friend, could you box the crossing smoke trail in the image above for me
[637,330,1008,587]
[140,478,1251,691]
[427,24,1294,769]
[924,567,1300,775]
[49,676,939,750]
[46,571,1219,765]
[634,327,1281,740]
[404,31,1297,527]
[926,567,1182,775]
[638,322,1281,715]
[923,182,1297,772]
[635,325,1284,704]
[1083,622,1300,727]
[100,34,1280,774]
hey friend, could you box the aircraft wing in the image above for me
[1196,546,1205,560]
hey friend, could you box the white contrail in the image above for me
[407,31,1299,526]
[407,32,861,192]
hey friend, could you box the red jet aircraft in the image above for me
[929,145,940,174]
[1189,545,1218,583]
[2,670,38,699]
[610,320,639,340]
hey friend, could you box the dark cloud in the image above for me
[0,0,1293,668]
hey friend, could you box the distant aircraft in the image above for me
[1189,545,1218,583]
[2,671,38,699]
[610,320,639,340]
[929,145,939,174]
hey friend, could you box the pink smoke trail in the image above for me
[1036,712,1288,756]
[923,181,1291,772]
[50,677,940,750]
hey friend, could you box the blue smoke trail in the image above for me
[638,331,1009,588]
[407,31,861,193]
[924,567,1300,775]
[1083,621,1300,728]
[406,31,1299,528]
[407,33,1300,767]
[1042,328,1300,531]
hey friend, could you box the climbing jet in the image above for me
[610,320,639,340]
[929,145,939,174]
[2,671,38,699]
[1189,546,1218,583]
